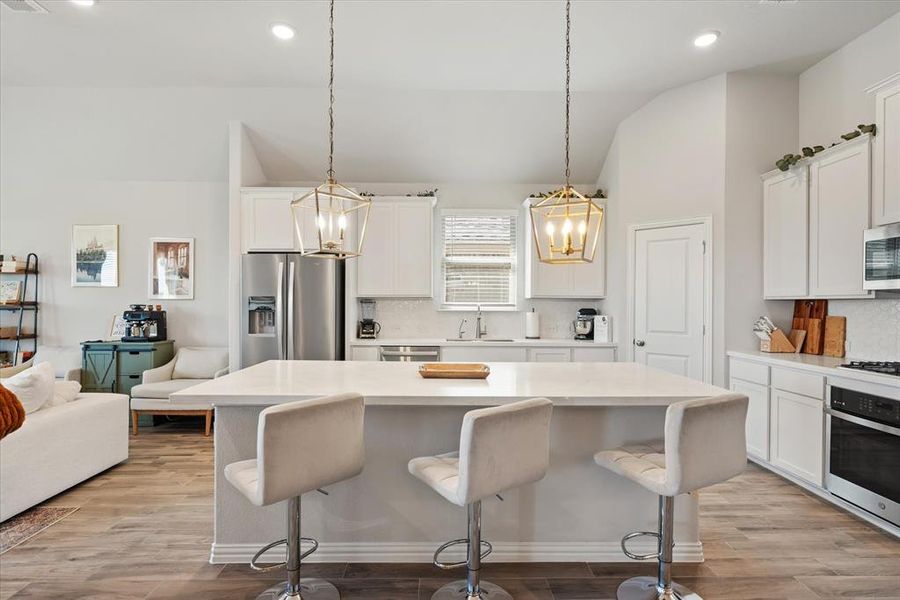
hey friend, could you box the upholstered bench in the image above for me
[129,347,228,436]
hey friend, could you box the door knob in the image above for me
[634,339,646,347]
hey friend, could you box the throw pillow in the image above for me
[48,380,82,408]
[0,383,25,439]
[172,348,228,380]
[0,361,54,414]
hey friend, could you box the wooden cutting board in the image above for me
[802,318,824,354]
[823,316,847,358]
[793,300,827,355]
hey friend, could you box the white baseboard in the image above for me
[210,540,704,564]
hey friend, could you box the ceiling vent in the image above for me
[0,0,48,13]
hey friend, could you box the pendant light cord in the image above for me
[564,0,571,189]
[327,0,335,181]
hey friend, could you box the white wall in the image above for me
[724,72,798,353]
[800,12,900,361]
[597,75,729,384]
[800,13,900,144]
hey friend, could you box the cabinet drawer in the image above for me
[771,366,824,400]
[118,350,156,377]
[117,374,143,396]
[528,348,571,362]
[729,358,769,385]
[572,347,616,362]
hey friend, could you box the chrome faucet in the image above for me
[457,318,468,339]
[475,305,487,339]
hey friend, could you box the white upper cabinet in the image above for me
[357,196,435,298]
[872,79,900,226]
[762,168,809,299]
[241,189,298,252]
[808,136,873,298]
[523,199,606,299]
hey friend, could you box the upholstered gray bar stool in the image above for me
[594,393,748,600]
[409,398,554,600]
[225,393,365,600]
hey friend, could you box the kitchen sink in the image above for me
[444,338,515,342]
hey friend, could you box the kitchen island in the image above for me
[172,360,731,564]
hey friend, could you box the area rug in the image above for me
[0,506,79,554]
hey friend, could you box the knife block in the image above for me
[760,328,800,353]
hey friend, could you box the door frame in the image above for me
[626,215,713,383]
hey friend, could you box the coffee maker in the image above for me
[357,299,381,339]
[121,304,168,342]
[574,308,598,340]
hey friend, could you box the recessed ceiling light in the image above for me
[693,31,720,48]
[271,22,296,40]
[70,0,95,6]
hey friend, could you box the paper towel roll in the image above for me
[525,309,540,339]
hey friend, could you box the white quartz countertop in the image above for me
[350,338,617,348]
[727,350,900,387]
[172,360,727,407]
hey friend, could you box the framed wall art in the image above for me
[148,237,194,300]
[72,225,119,287]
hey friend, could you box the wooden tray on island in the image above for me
[419,363,490,379]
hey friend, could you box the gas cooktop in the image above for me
[839,361,900,377]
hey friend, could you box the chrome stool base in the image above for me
[616,576,699,600]
[255,578,341,600]
[431,580,513,600]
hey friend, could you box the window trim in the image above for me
[438,208,518,312]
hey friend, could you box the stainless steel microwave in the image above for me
[863,223,900,290]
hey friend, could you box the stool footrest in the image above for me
[432,538,493,570]
[249,537,320,572]
[621,530,660,561]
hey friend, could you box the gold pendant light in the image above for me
[291,0,371,259]
[528,0,603,264]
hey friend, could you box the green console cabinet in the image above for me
[81,340,175,395]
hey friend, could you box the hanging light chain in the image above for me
[327,0,336,181]
[564,0,571,189]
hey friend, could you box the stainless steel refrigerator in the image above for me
[241,254,345,368]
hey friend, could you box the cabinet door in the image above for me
[350,346,380,361]
[524,202,606,299]
[809,139,873,298]
[873,82,900,226]
[393,202,433,296]
[730,378,769,461]
[441,346,527,362]
[770,388,824,486]
[527,348,571,362]
[762,169,808,299]
[242,191,297,252]
[357,202,396,297]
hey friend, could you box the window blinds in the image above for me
[442,213,516,306]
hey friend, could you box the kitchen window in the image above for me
[441,210,517,309]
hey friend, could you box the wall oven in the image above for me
[826,379,900,527]
[863,223,900,290]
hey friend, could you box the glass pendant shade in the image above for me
[291,180,371,259]
[529,186,603,264]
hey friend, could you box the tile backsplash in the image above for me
[830,298,900,361]
[372,299,604,340]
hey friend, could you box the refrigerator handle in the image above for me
[275,261,285,360]
[287,261,296,360]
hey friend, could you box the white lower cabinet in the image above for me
[441,347,528,363]
[730,378,769,461]
[769,388,824,486]
[572,347,617,362]
[528,348,571,362]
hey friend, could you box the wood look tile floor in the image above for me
[1,422,898,599]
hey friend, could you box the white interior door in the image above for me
[632,222,707,381]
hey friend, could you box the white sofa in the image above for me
[2,345,82,382]
[0,391,129,522]
[129,347,228,436]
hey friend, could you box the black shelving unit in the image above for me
[0,253,38,366]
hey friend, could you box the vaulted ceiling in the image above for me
[2,0,898,183]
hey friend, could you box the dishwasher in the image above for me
[379,346,441,362]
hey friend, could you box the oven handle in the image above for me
[826,408,900,437]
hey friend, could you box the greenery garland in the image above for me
[775,123,876,171]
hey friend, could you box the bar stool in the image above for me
[408,398,554,600]
[225,393,365,600]
[594,393,747,600]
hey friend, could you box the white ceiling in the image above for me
[2,0,898,183]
